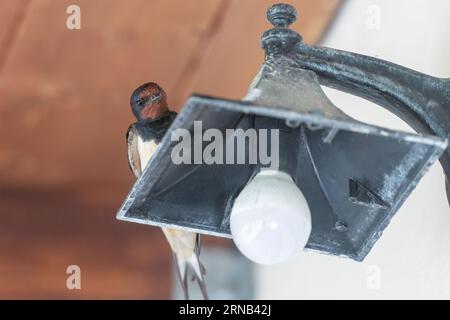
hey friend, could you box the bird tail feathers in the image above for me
[173,252,208,300]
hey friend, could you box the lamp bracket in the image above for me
[263,3,450,202]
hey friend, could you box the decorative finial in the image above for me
[261,3,302,54]
[267,3,298,28]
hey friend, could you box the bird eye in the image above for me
[137,99,145,106]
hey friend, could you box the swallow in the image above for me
[126,82,208,300]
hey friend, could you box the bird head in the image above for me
[130,82,169,121]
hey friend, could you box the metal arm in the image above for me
[262,3,450,202]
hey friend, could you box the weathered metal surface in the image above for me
[262,3,450,203]
[118,60,446,260]
[118,3,449,261]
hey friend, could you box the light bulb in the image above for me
[230,170,312,265]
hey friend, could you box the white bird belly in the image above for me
[137,135,197,262]
[137,136,159,170]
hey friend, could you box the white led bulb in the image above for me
[230,170,312,265]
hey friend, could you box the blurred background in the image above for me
[0,0,449,299]
[0,0,340,299]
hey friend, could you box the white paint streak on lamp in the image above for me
[230,170,312,265]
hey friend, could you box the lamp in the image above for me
[118,3,449,262]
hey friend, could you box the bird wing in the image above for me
[126,124,142,178]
